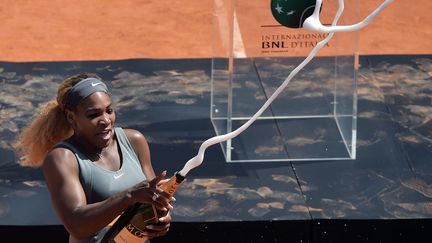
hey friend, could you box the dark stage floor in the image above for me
[0,55,431,242]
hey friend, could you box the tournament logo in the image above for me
[270,0,318,28]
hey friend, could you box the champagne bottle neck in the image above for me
[159,172,185,196]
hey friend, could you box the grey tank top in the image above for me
[57,127,146,203]
[55,127,147,243]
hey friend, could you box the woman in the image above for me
[14,73,173,242]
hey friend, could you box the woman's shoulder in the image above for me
[43,145,78,171]
[121,128,147,143]
[119,128,149,154]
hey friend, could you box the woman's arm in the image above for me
[124,128,173,239]
[42,147,169,240]
[124,128,173,200]
[124,128,156,180]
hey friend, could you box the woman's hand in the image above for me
[144,211,172,239]
[129,171,173,211]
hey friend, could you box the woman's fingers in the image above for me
[145,222,170,239]
[146,223,170,232]
[151,193,173,211]
[155,187,173,202]
[149,171,167,188]
[142,229,169,239]
[158,211,172,223]
[132,171,176,210]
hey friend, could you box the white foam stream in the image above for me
[178,0,393,177]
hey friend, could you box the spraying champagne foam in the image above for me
[178,0,393,177]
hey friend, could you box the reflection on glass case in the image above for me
[211,0,358,162]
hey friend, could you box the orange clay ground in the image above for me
[0,0,430,62]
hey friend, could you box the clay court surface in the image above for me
[0,0,431,62]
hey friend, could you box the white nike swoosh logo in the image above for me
[113,173,124,179]
[91,82,102,87]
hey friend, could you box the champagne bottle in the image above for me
[100,172,185,243]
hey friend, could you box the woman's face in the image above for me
[68,92,116,149]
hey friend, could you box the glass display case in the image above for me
[211,0,358,162]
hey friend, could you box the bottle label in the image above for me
[105,173,185,242]
[113,223,149,243]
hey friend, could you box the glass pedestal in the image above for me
[211,0,358,162]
